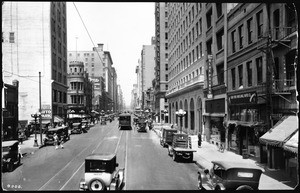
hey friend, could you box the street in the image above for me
[2,119,199,191]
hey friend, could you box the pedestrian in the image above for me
[198,132,202,148]
[53,133,63,150]
[18,143,23,158]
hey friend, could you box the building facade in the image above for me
[67,61,93,117]
[165,3,205,135]
[154,3,169,122]
[2,2,68,123]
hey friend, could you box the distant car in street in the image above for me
[79,153,125,191]
[43,126,70,146]
[197,160,264,190]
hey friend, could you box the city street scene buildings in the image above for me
[1,2,299,191]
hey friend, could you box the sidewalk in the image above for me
[152,125,297,190]
[18,133,46,157]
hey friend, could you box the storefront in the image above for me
[259,115,298,169]
[203,98,225,147]
[226,91,266,159]
[283,130,298,181]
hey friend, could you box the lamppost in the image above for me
[163,109,168,123]
[31,112,41,147]
[175,109,186,133]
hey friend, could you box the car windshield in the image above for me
[87,160,111,172]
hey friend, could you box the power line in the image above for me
[72,2,104,65]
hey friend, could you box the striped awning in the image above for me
[283,130,298,154]
[259,116,298,147]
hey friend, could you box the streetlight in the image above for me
[163,109,168,123]
[175,109,186,133]
[31,112,41,147]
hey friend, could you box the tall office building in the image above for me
[154,3,169,122]
[165,3,205,135]
[2,2,68,122]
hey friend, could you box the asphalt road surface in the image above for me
[2,118,199,191]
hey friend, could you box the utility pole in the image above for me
[39,72,42,146]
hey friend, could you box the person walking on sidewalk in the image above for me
[53,133,64,149]
[198,132,202,147]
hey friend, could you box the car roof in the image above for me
[211,160,263,171]
[119,113,131,116]
[2,140,19,147]
[86,153,116,161]
[48,126,67,131]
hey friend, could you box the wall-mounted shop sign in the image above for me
[207,55,213,99]
[228,92,257,105]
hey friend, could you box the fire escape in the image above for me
[256,3,298,128]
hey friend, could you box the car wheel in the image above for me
[7,161,14,172]
[89,178,105,191]
[236,185,253,190]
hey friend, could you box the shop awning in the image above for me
[54,115,64,123]
[226,120,265,128]
[203,113,225,117]
[259,116,298,147]
[283,130,298,154]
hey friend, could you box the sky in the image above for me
[67,2,155,107]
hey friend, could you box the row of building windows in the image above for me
[170,67,203,90]
[53,89,67,103]
[169,42,204,80]
[69,53,95,57]
[70,82,84,91]
[70,95,84,105]
[52,69,67,85]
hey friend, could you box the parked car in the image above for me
[137,116,147,132]
[160,127,177,147]
[81,120,90,131]
[79,153,125,191]
[2,140,22,172]
[43,126,70,146]
[197,160,264,190]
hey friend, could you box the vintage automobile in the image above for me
[2,140,22,172]
[197,160,264,190]
[43,126,70,146]
[81,120,90,131]
[136,116,147,132]
[168,133,196,162]
[79,153,125,191]
[100,116,107,125]
[160,126,177,147]
[118,113,132,130]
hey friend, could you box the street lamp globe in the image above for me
[175,109,186,133]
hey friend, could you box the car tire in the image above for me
[88,178,105,191]
[236,185,253,190]
[197,173,203,190]
[7,161,14,172]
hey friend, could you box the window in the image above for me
[165,63,168,71]
[238,24,244,49]
[247,61,252,87]
[216,3,223,18]
[206,39,212,55]
[273,9,280,39]
[231,30,236,53]
[9,32,15,43]
[238,65,243,87]
[216,63,224,85]
[165,32,168,40]
[200,67,203,74]
[196,45,199,59]
[256,57,263,84]
[166,74,168,81]
[256,10,263,37]
[199,18,202,35]
[247,17,253,44]
[206,9,212,28]
[200,42,203,57]
[231,68,236,90]
[216,29,224,51]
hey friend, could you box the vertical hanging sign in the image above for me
[207,55,213,99]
